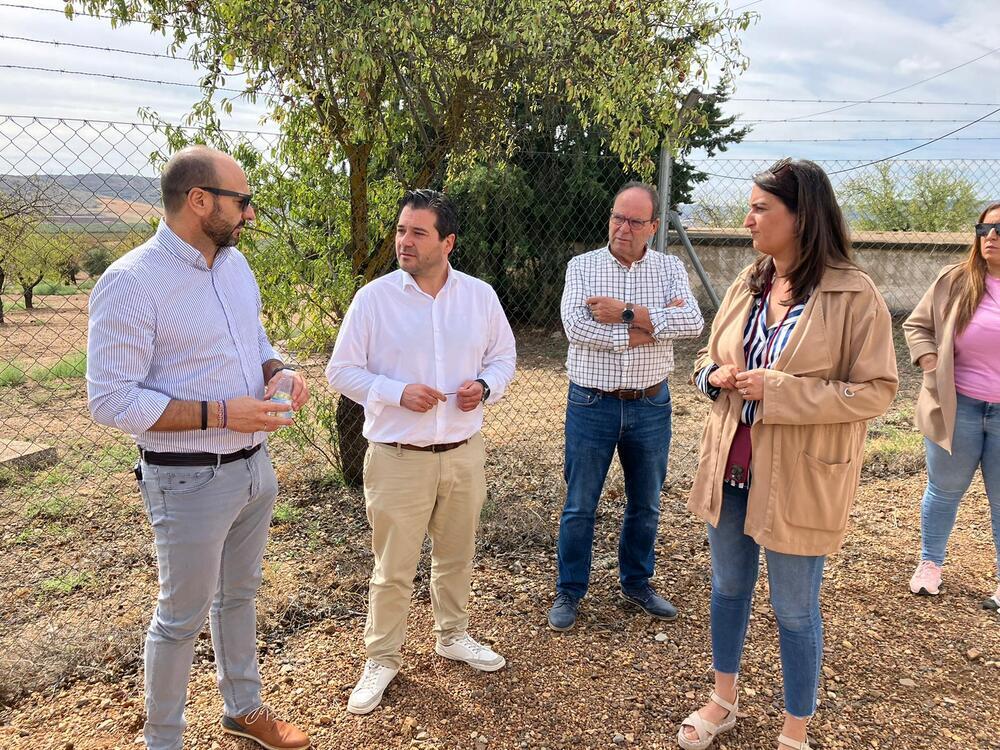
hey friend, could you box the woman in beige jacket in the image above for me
[677,160,897,750]
[903,202,1000,609]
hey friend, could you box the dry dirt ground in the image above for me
[1,293,998,750]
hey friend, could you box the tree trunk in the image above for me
[22,274,42,310]
[335,143,375,485]
[0,268,5,325]
[335,395,367,487]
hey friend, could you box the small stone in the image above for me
[899,678,917,688]
[318,716,332,726]
[416,731,430,740]
[401,717,418,737]
[280,663,294,674]
[841,640,854,649]
[613,734,626,745]
[966,648,983,661]
[100,697,112,708]
[822,666,836,678]
[654,633,669,642]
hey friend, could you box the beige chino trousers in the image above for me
[362,432,487,669]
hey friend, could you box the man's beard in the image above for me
[203,207,243,249]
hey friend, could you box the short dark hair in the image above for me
[614,181,660,221]
[161,146,219,214]
[398,189,459,240]
[748,158,855,306]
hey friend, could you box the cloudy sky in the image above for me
[0,0,997,173]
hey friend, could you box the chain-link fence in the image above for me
[0,115,995,707]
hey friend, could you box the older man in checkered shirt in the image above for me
[548,181,704,632]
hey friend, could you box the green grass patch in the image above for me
[0,362,27,387]
[14,523,73,546]
[1,298,26,312]
[30,351,87,381]
[25,496,80,521]
[39,572,94,596]
[34,281,80,296]
[864,424,925,465]
[0,466,16,490]
[271,501,304,526]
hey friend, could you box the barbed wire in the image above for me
[0,64,253,96]
[784,44,1000,121]
[0,1,176,27]
[0,33,185,61]
[696,104,1000,179]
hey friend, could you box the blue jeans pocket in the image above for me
[641,383,672,407]
[568,384,600,407]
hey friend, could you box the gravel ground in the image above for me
[2,300,999,749]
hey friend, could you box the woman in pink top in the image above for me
[903,202,1000,611]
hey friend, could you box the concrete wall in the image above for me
[668,229,971,314]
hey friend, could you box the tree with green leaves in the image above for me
[75,0,755,482]
[843,163,981,232]
[0,189,48,323]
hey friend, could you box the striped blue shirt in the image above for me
[87,221,278,453]
[696,287,808,486]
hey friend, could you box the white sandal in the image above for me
[777,734,811,750]
[677,691,739,750]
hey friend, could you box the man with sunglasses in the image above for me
[87,145,310,750]
[548,181,704,631]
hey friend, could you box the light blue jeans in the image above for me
[920,392,1000,577]
[138,447,277,750]
[707,484,825,719]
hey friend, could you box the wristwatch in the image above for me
[621,303,635,324]
[475,378,491,402]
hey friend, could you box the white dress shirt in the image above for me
[325,266,516,445]
[560,246,704,390]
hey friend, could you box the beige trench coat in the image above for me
[901,263,963,453]
[688,265,899,556]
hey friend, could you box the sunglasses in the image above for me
[975,222,1000,237]
[188,186,254,211]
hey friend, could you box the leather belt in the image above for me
[140,443,262,467]
[598,381,665,401]
[379,440,469,453]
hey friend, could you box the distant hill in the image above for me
[0,173,162,230]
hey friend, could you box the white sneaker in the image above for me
[347,659,399,715]
[435,632,506,672]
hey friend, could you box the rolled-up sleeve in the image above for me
[86,269,171,433]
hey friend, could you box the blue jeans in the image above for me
[708,484,825,719]
[556,381,672,598]
[138,447,278,750]
[920,392,1000,577]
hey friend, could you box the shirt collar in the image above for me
[156,220,231,271]
[602,244,650,268]
[398,264,458,293]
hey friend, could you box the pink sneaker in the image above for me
[909,560,942,596]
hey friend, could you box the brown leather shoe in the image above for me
[220,705,310,750]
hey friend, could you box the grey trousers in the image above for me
[137,446,277,750]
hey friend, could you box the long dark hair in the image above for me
[954,201,1000,333]
[747,158,855,305]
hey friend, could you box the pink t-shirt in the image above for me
[954,274,1000,403]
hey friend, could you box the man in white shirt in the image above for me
[326,189,516,715]
[547,182,704,632]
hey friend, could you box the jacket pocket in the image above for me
[784,451,854,531]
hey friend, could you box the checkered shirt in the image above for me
[560,246,704,390]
